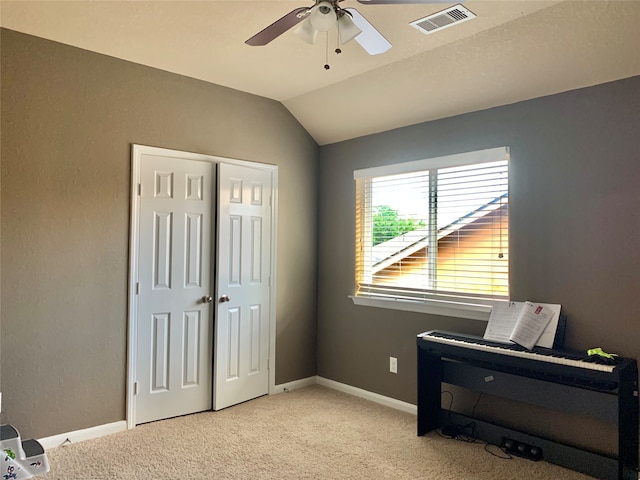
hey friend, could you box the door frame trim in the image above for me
[127,144,278,429]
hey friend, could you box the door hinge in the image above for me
[138,183,142,196]
[136,282,140,295]
[133,382,138,395]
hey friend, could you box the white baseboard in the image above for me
[276,375,417,415]
[38,420,127,450]
[37,377,413,451]
[317,377,417,415]
[272,376,317,394]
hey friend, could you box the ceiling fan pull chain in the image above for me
[335,15,342,55]
[324,31,330,70]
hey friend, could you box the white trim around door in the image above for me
[127,144,278,429]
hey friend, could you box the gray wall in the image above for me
[317,76,640,452]
[0,29,319,439]
[2,25,638,458]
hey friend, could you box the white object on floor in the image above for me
[1,424,49,479]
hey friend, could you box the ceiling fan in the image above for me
[245,0,459,66]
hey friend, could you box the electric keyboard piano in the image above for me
[417,330,639,480]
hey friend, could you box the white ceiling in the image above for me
[1,0,639,145]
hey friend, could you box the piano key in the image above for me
[421,330,616,373]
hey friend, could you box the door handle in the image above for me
[202,295,213,303]
[219,295,231,303]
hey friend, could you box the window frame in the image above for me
[351,147,510,321]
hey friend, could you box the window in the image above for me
[352,147,509,319]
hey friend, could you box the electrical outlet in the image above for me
[389,356,398,374]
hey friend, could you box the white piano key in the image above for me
[421,332,615,373]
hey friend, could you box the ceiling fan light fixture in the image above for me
[309,1,337,32]
[338,14,362,44]
[294,17,318,44]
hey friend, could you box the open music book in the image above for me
[483,301,561,349]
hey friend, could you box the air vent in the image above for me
[410,4,476,35]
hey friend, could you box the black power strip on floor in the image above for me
[501,437,543,461]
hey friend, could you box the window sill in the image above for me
[349,295,493,321]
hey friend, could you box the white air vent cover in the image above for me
[410,4,476,35]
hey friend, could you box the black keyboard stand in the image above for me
[417,331,639,480]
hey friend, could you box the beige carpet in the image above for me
[40,385,594,479]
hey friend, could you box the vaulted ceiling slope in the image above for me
[2,1,639,145]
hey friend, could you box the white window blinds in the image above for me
[354,147,509,307]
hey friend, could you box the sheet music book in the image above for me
[508,301,554,349]
[483,301,561,349]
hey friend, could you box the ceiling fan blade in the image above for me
[357,0,459,3]
[344,8,392,55]
[245,7,311,46]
